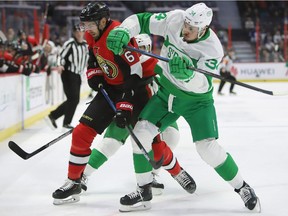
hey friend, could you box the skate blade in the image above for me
[152,187,163,196]
[251,198,261,213]
[53,195,80,205]
[119,201,151,212]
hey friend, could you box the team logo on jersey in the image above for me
[190,11,196,16]
[93,46,118,79]
[155,13,167,21]
[97,56,118,79]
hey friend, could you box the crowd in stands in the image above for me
[0,28,59,76]
[238,1,287,62]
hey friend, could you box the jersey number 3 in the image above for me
[205,59,219,70]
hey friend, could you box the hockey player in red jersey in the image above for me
[52,2,196,210]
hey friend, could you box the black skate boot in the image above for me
[172,168,196,194]
[52,178,81,205]
[235,182,261,212]
[80,173,88,192]
[119,183,152,212]
[151,173,164,196]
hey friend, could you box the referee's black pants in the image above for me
[50,71,81,126]
[218,71,236,93]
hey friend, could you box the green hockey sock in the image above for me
[133,151,153,173]
[215,153,238,181]
[88,148,108,169]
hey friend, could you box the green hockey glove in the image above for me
[107,27,130,55]
[169,56,194,82]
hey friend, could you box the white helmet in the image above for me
[135,34,152,52]
[185,3,213,37]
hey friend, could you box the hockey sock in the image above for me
[215,153,239,181]
[152,140,181,176]
[68,123,97,180]
[87,148,108,169]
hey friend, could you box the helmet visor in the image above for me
[79,21,99,31]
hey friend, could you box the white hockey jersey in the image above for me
[120,10,224,98]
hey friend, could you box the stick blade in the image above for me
[272,90,288,96]
[151,155,164,169]
[8,141,29,160]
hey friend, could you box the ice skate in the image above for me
[151,173,164,196]
[52,178,81,205]
[235,182,261,212]
[119,183,152,212]
[172,168,196,194]
[80,173,88,192]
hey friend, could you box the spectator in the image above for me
[6,28,17,43]
[17,30,34,57]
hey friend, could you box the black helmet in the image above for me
[79,2,110,22]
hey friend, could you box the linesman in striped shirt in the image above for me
[46,24,88,130]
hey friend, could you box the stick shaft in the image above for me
[124,46,281,96]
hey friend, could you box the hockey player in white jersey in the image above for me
[107,2,261,213]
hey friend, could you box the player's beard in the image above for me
[90,32,100,40]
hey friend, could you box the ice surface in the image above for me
[0,82,287,216]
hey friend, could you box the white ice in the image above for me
[0,82,288,216]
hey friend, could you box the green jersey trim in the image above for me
[136,13,153,35]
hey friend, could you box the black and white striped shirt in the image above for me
[57,37,88,75]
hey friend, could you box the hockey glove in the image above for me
[115,101,133,128]
[169,56,194,82]
[107,27,130,55]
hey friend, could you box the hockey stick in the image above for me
[40,3,49,44]
[35,38,48,66]
[100,86,163,169]
[8,129,73,160]
[124,46,288,96]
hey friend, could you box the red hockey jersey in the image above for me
[85,20,157,86]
